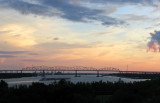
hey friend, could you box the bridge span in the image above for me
[0,66,120,77]
[0,66,160,78]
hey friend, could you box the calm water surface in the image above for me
[1,75,148,87]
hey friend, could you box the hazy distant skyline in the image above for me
[0,0,160,71]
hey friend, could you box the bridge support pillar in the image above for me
[75,70,78,77]
[42,70,45,77]
[97,70,99,77]
[21,70,23,74]
[34,71,37,75]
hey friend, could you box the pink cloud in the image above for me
[0,58,6,64]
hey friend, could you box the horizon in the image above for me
[0,0,160,71]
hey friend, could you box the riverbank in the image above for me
[107,73,160,79]
[0,73,37,79]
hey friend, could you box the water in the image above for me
[1,75,148,87]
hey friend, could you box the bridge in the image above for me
[0,66,160,78]
[0,66,120,77]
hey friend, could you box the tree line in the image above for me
[0,79,160,103]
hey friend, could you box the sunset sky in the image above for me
[0,0,160,71]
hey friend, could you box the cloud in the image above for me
[40,0,102,22]
[121,14,150,21]
[0,0,125,26]
[0,51,28,54]
[35,42,92,49]
[0,55,16,58]
[147,30,160,52]
[154,23,160,27]
[0,0,54,16]
[21,59,45,62]
[40,0,125,26]
[28,53,39,55]
[84,0,154,5]
[145,23,160,29]
[12,34,21,38]
[0,58,5,63]
[92,26,125,37]
[0,30,11,34]
[0,51,39,55]
[153,4,160,8]
[53,37,59,40]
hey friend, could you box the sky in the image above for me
[0,0,160,71]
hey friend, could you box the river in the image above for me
[1,75,148,87]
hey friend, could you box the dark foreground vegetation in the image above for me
[1,79,160,103]
[0,73,37,79]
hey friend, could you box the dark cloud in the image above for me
[0,55,16,58]
[0,0,125,26]
[0,0,54,16]
[42,0,100,21]
[147,30,160,52]
[0,51,39,55]
[1,0,158,26]
[0,51,28,54]
[40,0,125,26]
